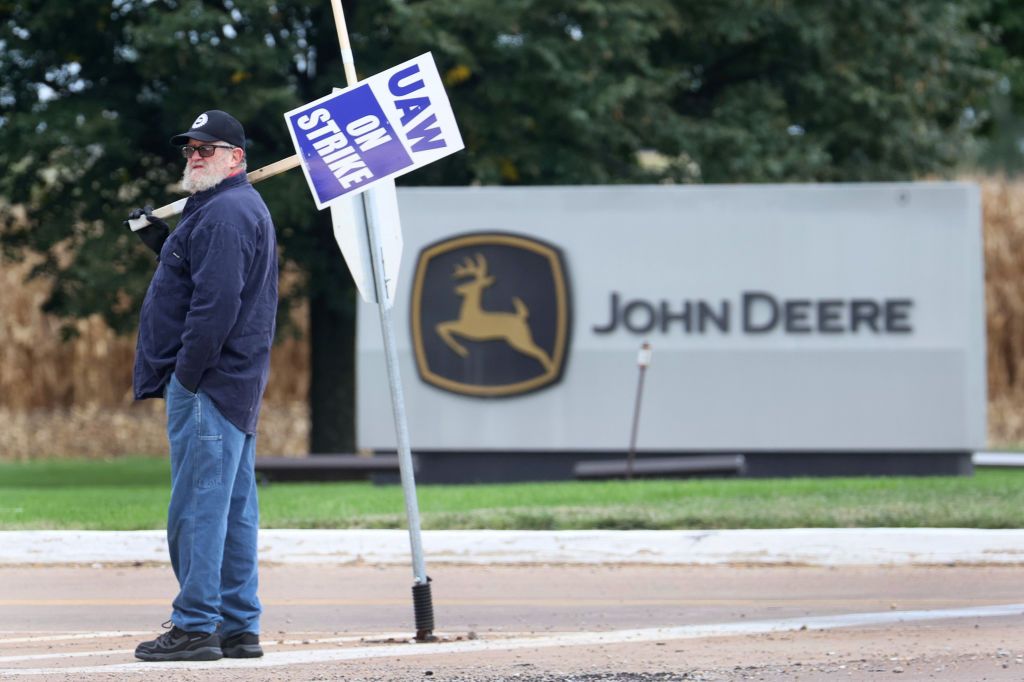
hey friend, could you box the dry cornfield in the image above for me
[0,252,310,460]
[2,178,1024,459]
[980,176,1024,445]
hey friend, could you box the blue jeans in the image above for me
[165,373,261,636]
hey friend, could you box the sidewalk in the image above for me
[4,528,1024,566]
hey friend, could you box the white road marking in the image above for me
[2,603,1022,676]
[0,632,413,664]
[0,649,134,663]
[0,632,148,645]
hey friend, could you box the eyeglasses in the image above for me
[180,144,235,159]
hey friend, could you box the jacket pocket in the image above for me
[155,239,190,295]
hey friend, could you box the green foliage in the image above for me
[974,0,1024,173]
[371,0,683,185]
[653,1,997,182]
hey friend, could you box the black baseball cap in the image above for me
[170,110,245,148]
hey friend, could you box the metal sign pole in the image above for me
[329,0,434,640]
[626,341,652,480]
[361,192,433,638]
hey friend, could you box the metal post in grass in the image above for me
[626,341,652,480]
[328,0,435,641]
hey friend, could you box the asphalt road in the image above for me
[2,563,1023,680]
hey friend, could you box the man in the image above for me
[125,110,278,662]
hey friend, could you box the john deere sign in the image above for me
[410,233,570,397]
[356,184,985,462]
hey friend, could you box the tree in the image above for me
[972,0,1024,174]
[0,0,998,452]
[645,1,998,182]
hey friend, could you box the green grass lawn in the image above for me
[0,456,1022,530]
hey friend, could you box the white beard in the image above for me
[181,156,233,194]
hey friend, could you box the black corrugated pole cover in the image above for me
[413,577,435,641]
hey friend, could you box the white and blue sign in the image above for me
[284,52,464,210]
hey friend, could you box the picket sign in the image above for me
[283,52,464,211]
[324,80,405,307]
[330,178,403,306]
[285,53,461,306]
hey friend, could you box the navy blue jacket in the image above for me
[133,173,278,434]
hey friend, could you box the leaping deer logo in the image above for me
[435,253,554,372]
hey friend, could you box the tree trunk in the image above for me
[308,217,357,454]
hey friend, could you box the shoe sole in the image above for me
[135,647,223,662]
[223,644,264,658]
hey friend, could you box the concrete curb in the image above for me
[4,528,1024,566]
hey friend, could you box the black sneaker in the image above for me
[221,631,263,658]
[135,625,223,661]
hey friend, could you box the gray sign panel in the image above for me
[357,183,985,452]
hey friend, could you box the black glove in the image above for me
[125,205,169,255]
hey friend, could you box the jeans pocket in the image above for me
[195,435,224,489]
[169,373,197,397]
